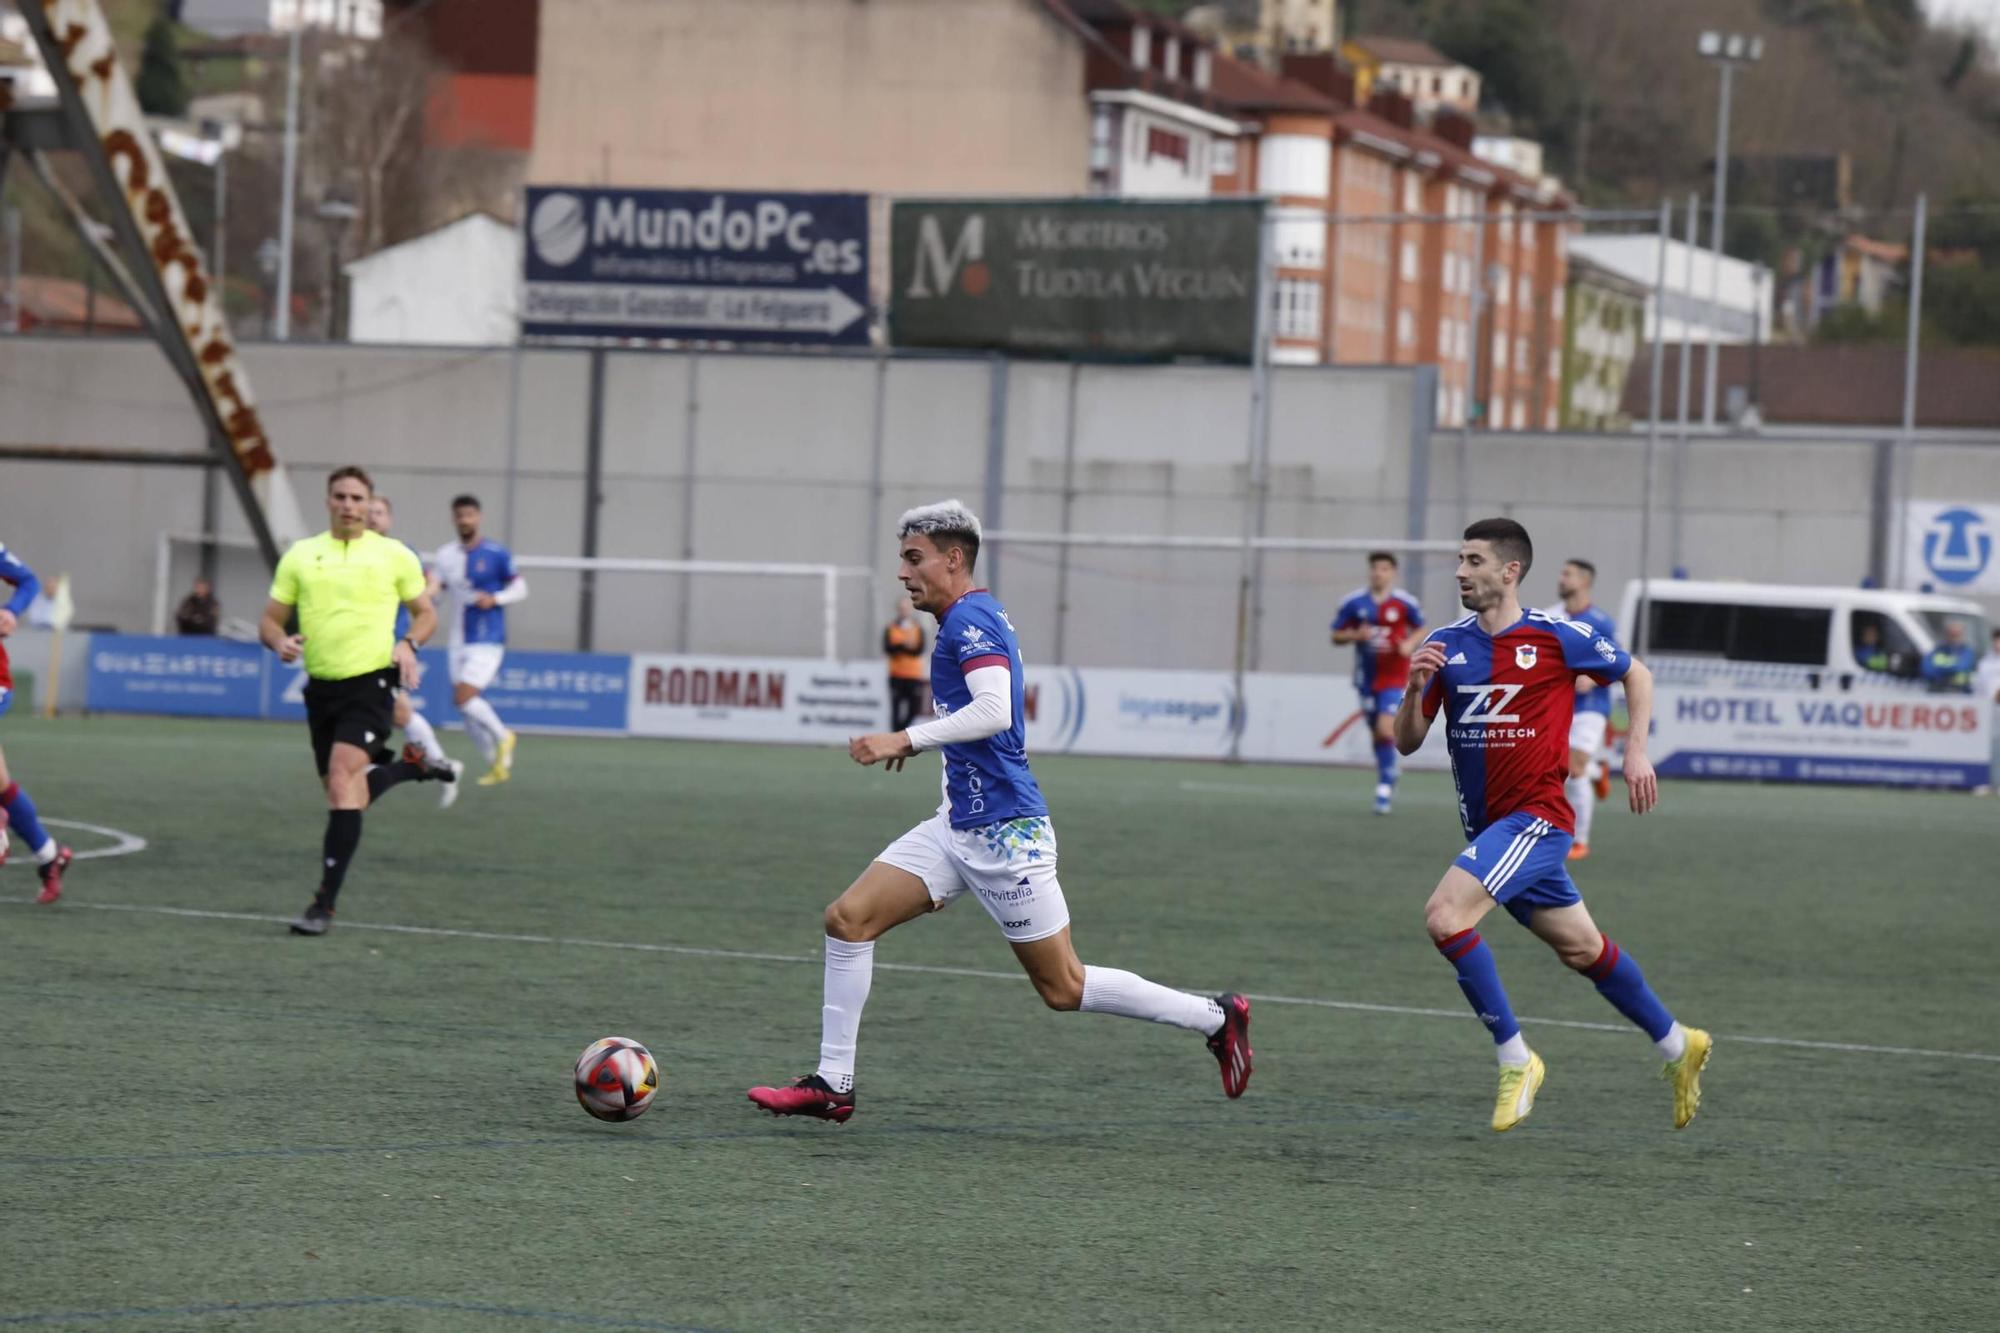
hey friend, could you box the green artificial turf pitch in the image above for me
[0,714,1994,1331]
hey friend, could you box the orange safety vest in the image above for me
[884,620,925,680]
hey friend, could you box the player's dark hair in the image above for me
[1464,517,1532,578]
[327,465,374,495]
[1566,557,1595,580]
[928,530,979,572]
[1367,550,1398,568]
[451,494,482,512]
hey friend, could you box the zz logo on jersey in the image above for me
[1456,684,1524,725]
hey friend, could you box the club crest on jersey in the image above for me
[1515,645,1538,669]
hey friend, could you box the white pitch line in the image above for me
[6,897,1999,1067]
[41,819,149,862]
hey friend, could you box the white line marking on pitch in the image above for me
[6,896,1998,1067]
[39,819,148,861]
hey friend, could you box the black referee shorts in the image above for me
[304,667,399,777]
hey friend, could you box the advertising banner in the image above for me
[1650,684,1991,788]
[522,187,870,344]
[267,649,629,732]
[890,199,1263,361]
[627,656,886,743]
[86,635,266,717]
[1902,500,2000,593]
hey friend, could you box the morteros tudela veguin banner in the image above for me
[889,199,1265,362]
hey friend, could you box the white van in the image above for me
[1616,580,1989,688]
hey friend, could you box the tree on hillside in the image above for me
[135,12,189,118]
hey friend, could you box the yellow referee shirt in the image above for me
[269,530,425,681]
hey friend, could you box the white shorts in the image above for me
[876,812,1071,944]
[449,643,505,691]
[1569,710,1608,757]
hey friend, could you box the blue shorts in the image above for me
[1363,687,1405,719]
[0,686,11,717]
[1452,811,1581,925]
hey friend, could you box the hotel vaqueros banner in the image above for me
[522,187,870,344]
[890,199,1265,361]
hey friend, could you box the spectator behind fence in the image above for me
[883,597,927,732]
[175,578,220,637]
[1920,620,1978,693]
[1977,628,2000,796]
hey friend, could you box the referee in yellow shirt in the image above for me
[260,466,441,935]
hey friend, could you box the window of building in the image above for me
[1164,36,1180,76]
[1516,336,1528,371]
[1549,348,1561,379]
[1399,309,1415,344]
[1404,174,1420,212]
[1274,278,1323,341]
[1194,49,1212,90]
[1146,125,1190,167]
[1493,333,1507,369]
[1212,138,1237,176]
[1133,26,1151,68]
[1401,241,1417,281]
[1518,274,1532,308]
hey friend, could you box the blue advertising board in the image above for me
[86,635,266,717]
[521,186,870,345]
[268,649,630,733]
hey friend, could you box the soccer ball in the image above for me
[573,1036,660,1122]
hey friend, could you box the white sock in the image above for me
[815,935,874,1094]
[1079,965,1224,1035]
[34,838,57,866]
[402,710,448,766]
[1567,775,1596,845]
[460,696,504,762]
[1656,1021,1688,1061]
[1496,1033,1531,1067]
[1588,759,1606,782]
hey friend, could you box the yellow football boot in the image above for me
[1663,1027,1713,1129]
[1492,1051,1546,1132]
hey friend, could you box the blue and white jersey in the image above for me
[431,538,517,647]
[929,589,1048,831]
[391,539,424,645]
[1543,603,1620,717]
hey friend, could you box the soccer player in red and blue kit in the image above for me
[747,500,1252,1122]
[1395,519,1711,1132]
[0,542,74,903]
[1331,552,1423,814]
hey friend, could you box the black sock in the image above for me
[318,809,363,907]
[365,761,426,801]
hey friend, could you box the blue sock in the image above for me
[1374,739,1399,787]
[0,781,53,857]
[1437,930,1521,1044]
[1580,935,1675,1041]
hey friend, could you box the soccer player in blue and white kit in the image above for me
[0,542,73,903]
[1331,552,1422,814]
[368,495,463,807]
[429,495,527,786]
[1396,519,1710,1132]
[1545,558,1617,861]
[748,501,1253,1121]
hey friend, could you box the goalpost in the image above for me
[152,534,875,659]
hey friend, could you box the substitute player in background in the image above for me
[1332,552,1423,814]
[261,467,442,935]
[430,495,527,786]
[0,542,72,903]
[368,494,463,808]
[1396,518,1710,1132]
[747,500,1253,1122]
[1545,558,1618,861]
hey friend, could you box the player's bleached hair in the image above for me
[898,499,983,571]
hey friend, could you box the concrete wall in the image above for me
[529,0,1091,197]
[3,334,1995,677]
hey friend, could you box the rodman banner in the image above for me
[890,199,1264,361]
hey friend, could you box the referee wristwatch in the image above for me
[400,636,420,653]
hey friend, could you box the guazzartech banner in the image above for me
[890,199,1264,361]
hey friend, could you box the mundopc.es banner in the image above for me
[889,199,1265,362]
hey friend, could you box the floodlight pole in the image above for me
[273,23,301,340]
[1672,193,1698,576]
[1890,192,1927,590]
[1637,199,1671,660]
[1698,30,1760,427]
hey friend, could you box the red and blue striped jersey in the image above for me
[1332,587,1424,692]
[0,542,41,691]
[1421,609,1633,838]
